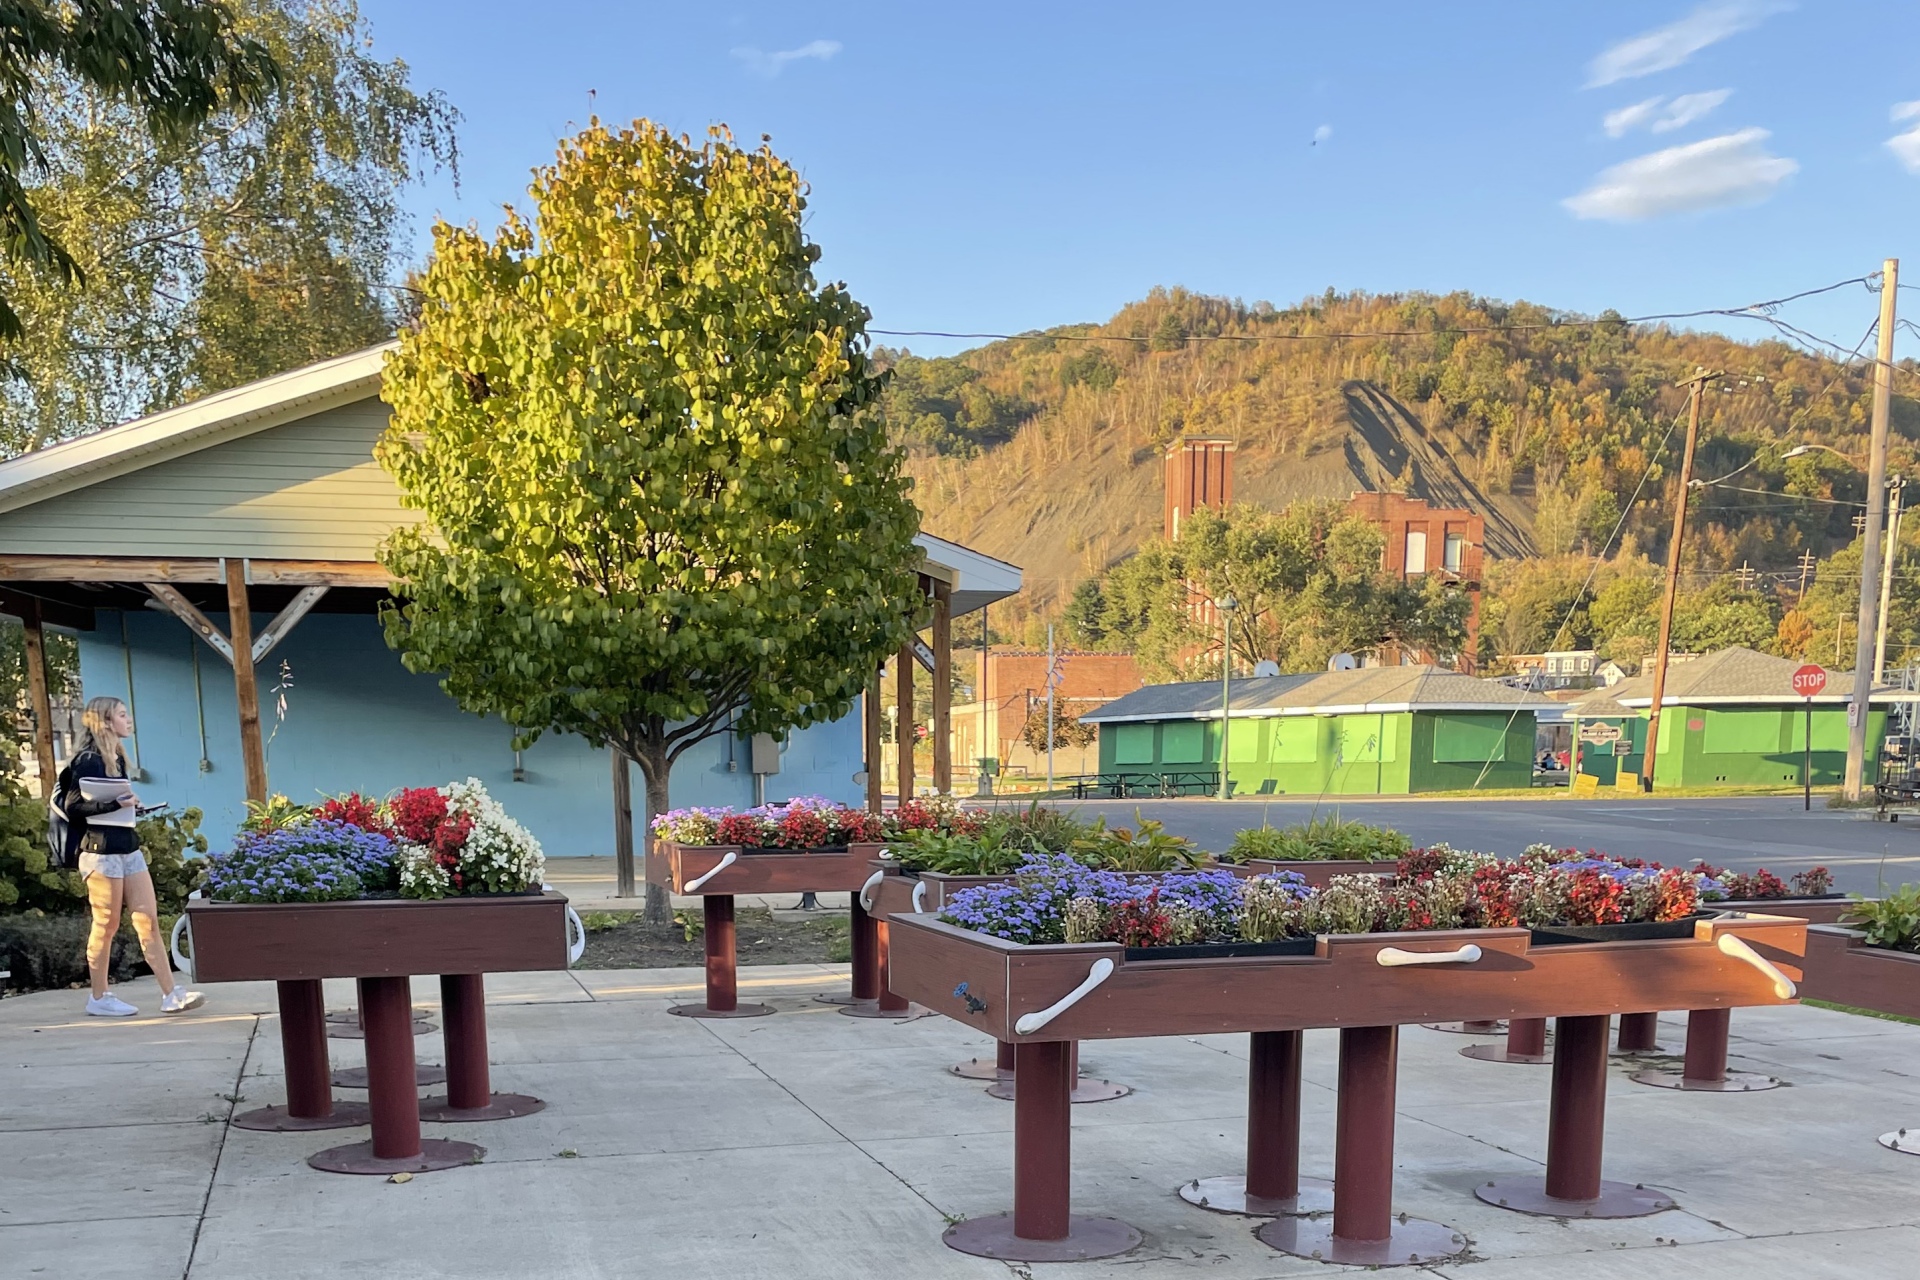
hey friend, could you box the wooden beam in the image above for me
[611,749,636,898]
[146,585,235,664]
[931,580,952,795]
[864,667,883,814]
[896,645,915,802]
[21,599,56,799]
[252,586,328,663]
[225,558,269,804]
[0,587,93,630]
[0,555,389,587]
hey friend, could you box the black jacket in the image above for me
[62,750,139,857]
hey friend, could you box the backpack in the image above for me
[46,762,82,870]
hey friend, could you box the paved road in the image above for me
[981,795,1920,896]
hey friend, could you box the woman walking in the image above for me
[64,696,203,1017]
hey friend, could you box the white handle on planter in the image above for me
[565,906,587,965]
[684,850,738,893]
[169,889,200,979]
[1015,958,1115,1036]
[858,868,886,911]
[1717,932,1796,1000]
[1375,944,1483,968]
[912,881,929,913]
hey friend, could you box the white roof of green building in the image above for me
[1083,665,1553,724]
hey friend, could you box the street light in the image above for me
[1217,596,1238,801]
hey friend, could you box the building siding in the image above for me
[77,610,863,856]
[1574,704,1884,787]
[0,396,419,558]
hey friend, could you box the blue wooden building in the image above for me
[0,344,1020,858]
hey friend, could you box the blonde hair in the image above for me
[77,697,128,776]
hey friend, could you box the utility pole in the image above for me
[1876,476,1905,684]
[1045,623,1055,795]
[1641,368,1720,789]
[1797,551,1818,604]
[1846,258,1900,801]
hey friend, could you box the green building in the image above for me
[1566,647,1909,788]
[1082,666,1549,795]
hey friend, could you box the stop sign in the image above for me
[1792,664,1828,698]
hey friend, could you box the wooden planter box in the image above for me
[1240,857,1397,887]
[1705,895,1852,924]
[1799,924,1920,1017]
[886,912,1806,1043]
[646,841,886,896]
[183,892,570,982]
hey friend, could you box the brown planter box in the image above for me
[183,892,570,982]
[647,841,886,896]
[1706,896,1852,925]
[1799,924,1920,1017]
[886,912,1806,1043]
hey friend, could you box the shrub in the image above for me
[0,785,79,913]
[1844,884,1920,953]
[0,912,141,993]
[137,806,209,914]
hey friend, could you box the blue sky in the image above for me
[358,1,1918,361]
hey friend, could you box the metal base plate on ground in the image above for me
[1256,1214,1468,1267]
[307,1137,484,1175]
[668,1002,775,1019]
[328,1018,436,1040]
[1178,1174,1335,1217]
[417,1092,546,1123]
[1460,1043,1552,1065]
[943,1213,1142,1262]
[333,1063,446,1089]
[1878,1127,1920,1155]
[230,1101,371,1132]
[1475,1177,1676,1218]
[950,1056,1012,1081]
[1628,1068,1781,1092]
[326,1009,433,1024]
[1613,1042,1667,1056]
[1422,1021,1508,1036]
[839,1001,918,1020]
[986,1076,1132,1104]
[812,991,865,1006]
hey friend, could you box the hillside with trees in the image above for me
[892,286,1920,673]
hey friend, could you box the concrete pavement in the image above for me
[8,962,1920,1278]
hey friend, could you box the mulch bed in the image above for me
[575,906,850,968]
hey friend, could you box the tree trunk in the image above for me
[633,745,672,925]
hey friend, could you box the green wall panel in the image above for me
[1339,716,1395,763]
[1162,721,1206,763]
[1227,720,1263,762]
[1431,714,1508,762]
[1114,723,1154,765]
[1270,719,1319,762]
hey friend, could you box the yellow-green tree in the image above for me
[377,122,923,920]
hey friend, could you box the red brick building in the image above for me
[1346,491,1484,671]
[1164,436,1235,539]
[952,648,1146,776]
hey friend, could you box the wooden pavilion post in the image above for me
[863,667,883,813]
[896,644,915,802]
[224,558,269,803]
[931,580,952,794]
[21,598,56,797]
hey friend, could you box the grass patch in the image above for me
[1803,998,1920,1027]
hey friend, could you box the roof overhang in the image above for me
[0,343,394,516]
[914,532,1022,616]
[1088,702,1545,724]
[1595,692,1920,709]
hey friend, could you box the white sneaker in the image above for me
[86,993,139,1017]
[161,989,205,1014]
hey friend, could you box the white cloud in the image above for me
[1603,90,1731,137]
[1313,124,1332,144]
[1564,127,1797,220]
[1889,100,1920,174]
[1587,3,1781,88]
[1603,97,1663,137]
[731,39,841,78]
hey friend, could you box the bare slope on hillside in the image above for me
[912,380,1537,610]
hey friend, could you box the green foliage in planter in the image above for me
[1844,884,1920,953]
[1070,813,1207,872]
[891,826,1031,877]
[0,912,141,993]
[1221,815,1411,864]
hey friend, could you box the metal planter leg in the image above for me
[418,974,545,1122]
[942,1041,1142,1261]
[1477,1015,1675,1218]
[1258,1026,1465,1266]
[233,978,372,1132]
[841,920,914,1019]
[1615,1011,1664,1053]
[986,1041,1130,1103]
[1461,1015,1551,1064]
[1630,1007,1780,1091]
[671,895,773,1019]
[816,899,881,1006]
[308,976,483,1174]
[1182,1029,1333,1216]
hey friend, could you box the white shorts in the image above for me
[79,851,147,880]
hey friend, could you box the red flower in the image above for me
[1470,864,1522,927]
[716,813,772,848]
[1563,869,1627,926]
[1397,848,1451,881]
[430,811,474,859]
[1648,867,1700,922]
[1105,891,1174,948]
[390,787,448,844]
[316,792,390,834]
[774,806,831,850]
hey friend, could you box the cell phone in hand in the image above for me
[135,802,169,817]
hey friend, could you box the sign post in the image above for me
[1792,664,1829,810]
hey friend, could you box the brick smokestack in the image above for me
[1164,436,1235,539]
